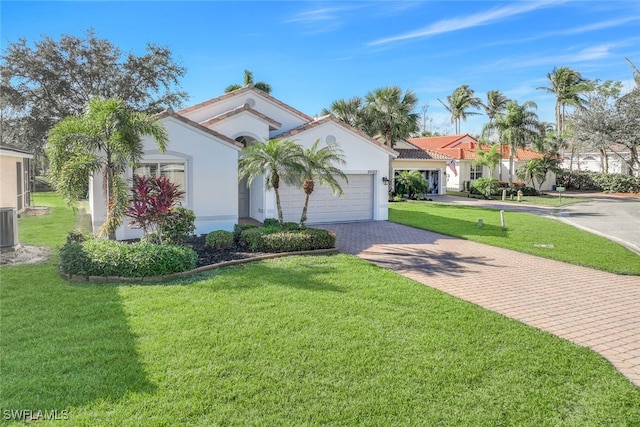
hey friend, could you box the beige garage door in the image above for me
[280,174,374,223]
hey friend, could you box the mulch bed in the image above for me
[184,235,268,268]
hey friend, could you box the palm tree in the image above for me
[485,101,541,185]
[321,97,366,129]
[47,98,168,239]
[438,84,483,134]
[482,90,510,179]
[364,86,419,147]
[225,69,272,94]
[517,156,560,191]
[238,138,304,227]
[537,67,590,136]
[298,140,347,226]
[473,144,502,178]
[483,90,510,124]
[394,170,427,198]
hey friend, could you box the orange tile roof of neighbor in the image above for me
[407,134,543,161]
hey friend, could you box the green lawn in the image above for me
[390,202,640,275]
[445,191,591,207]
[1,194,639,425]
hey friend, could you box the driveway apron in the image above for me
[319,221,640,387]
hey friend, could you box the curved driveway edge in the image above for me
[319,221,640,387]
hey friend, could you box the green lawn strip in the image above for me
[18,192,83,249]
[2,255,639,425]
[389,202,640,275]
[445,191,590,207]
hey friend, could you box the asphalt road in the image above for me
[558,197,640,255]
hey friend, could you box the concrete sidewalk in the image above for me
[320,221,640,387]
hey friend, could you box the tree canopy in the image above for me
[46,98,168,239]
[438,84,483,134]
[1,29,187,155]
[485,101,542,185]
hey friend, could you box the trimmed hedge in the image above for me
[60,239,198,278]
[233,223,258,242]
[261,229,335,252]
[238,227,335,252]
[557,171,640,193]
[205,230,234,249]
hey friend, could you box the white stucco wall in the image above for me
[274,121,393,221]
[208,112,270,142]
[89,116,241,239]
[182,90,308,136]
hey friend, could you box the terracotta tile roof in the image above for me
[275,114,398,157]
[407,134,544,161]
[507,146,544,161]
[199,103,282,130]
[408,134,477,149]
[396,139,453,160]
[177,85,313,122]
[396,148,452,160]
[154,109,244,149]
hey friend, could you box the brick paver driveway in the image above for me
[319,221,640,387]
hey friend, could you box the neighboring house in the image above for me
[564,144,638,176]
[0,143,32,211]
[89,86,397,239]
[407,134,556,191]
[391,139,452,195]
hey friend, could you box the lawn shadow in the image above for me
[1,270,156,412]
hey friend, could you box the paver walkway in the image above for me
[319,221,640,387]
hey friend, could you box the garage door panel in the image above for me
[280,174,373,223]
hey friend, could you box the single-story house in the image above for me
[407,134,556,191]
[89,86,398,239]
[391,139,452,195]
[0,143,32,211]
[564,144,638,176]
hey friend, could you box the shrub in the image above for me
[557,170,640,193]
[60,239,197,278]
[239,228,264,251]
[261,224,283,235]
[283,221,301,231]
[164,207,196,244]
[66,229,90,244]
[126,175,185,242]
[140,231,162,244]
[262,218,280,228]
[260,229,336,253]
[233,223,258,243]
[472,178,500,199]
[205,230,234,249]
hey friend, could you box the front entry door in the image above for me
[238,176,250,217]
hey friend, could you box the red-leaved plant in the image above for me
[127,175,185,243]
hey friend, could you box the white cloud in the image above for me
[368,0,564,46]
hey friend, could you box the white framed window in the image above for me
[470,165,483,180]
[134,161,186,203]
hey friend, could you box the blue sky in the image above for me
[2,1,639,135]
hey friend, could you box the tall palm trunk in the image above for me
[271,173,285,226]
[300,178,314,226]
